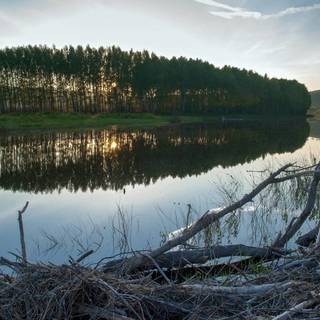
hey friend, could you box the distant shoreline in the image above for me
[0,112,309,132]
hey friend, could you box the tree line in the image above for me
[0,45,311,115]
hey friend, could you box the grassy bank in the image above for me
[0,112,309,131]
[0,112,211,131]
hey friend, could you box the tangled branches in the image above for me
[1,253,320,319]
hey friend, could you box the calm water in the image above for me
[0,119,319,264]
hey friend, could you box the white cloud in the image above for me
[269,3,320,19]
[194,0,320,20]
[209,10,262,19]
[193,0,242,12]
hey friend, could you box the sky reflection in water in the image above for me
[0,119,319,264]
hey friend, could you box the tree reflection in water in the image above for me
[0,120,310,193]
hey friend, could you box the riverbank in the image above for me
[0,112,212,131]
[0,113,191,130]
[0,112,308,131]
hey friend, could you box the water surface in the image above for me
[0,119,319,264]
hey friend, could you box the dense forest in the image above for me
[0,45,311,115]
[0,121,309,193]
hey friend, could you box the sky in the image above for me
[0,0,319,90]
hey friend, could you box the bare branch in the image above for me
[17,201,29,263]
[120,164,293,273]
[273,163,320,248]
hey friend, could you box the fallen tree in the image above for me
[105,163,320,274]
[103,244,288,272]
[115,164,294,274]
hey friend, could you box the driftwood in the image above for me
[104,244,288,272]
[296,225,319,247]
[180,280,301,296]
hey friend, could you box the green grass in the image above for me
[0,112,211,131]
[0,112,308,131]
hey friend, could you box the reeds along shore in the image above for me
[1,162,320,319]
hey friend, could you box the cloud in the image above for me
[193,0,242,12]
[194,0,320,20]
[209,10,262,19]
[244,42,286,58]
[269,4,320,19]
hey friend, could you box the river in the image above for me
[0,118,319,264]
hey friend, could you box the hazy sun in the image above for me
[110,141,117,150]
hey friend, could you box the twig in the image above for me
[143,253,172,285]
[76,250,95,264]
[18,201,29,263]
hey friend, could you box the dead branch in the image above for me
[296,226,319,247]
[75,250,94,264]
[273,163,320,248]
[17,201,29,263]
[120,164,293,273]
[272,296,320,320]
[272,170,314,183]
[179,280,301,296]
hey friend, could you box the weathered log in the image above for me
[275,257,318,271]
[152,255,274,283]
[103,244,288,272]
[296,226,319,247]
[178,280,301,296]
[273,163,320,248]
[154,245,286,269]
[119,164,293,273]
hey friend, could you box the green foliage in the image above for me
[249,261,272,274]
[0,45,311,115]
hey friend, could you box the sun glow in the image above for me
[110,141,118,150]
